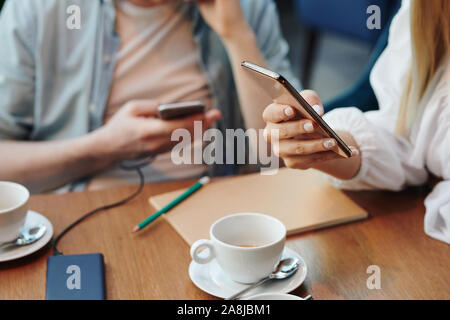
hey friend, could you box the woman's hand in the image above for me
[92,100,222,162]
[188,0,251,40]
[263,90,362,180]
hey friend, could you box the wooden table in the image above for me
[0,179,449,300]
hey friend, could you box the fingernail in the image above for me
[350,146,360,156]
[323,139,336,149]
[312,104,322,115]
[303,121,314,133]
[284,106,294,117]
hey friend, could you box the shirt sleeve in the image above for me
[243,0,302,91]
[323,99,450,244]
[424,111,450,244]
[424,181,450,244]
[323,107,428,191]
[0,0,37,140]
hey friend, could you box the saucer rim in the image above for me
[0,210,53,263]
[188,246,307,299]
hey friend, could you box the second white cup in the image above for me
[0,181,30,243]
[190,213,286,284]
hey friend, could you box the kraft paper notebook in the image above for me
[149,168,368,245]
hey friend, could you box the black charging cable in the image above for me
[51,157,154,256]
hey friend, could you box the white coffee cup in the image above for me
[190,213,286,284]
[0,182,30,243]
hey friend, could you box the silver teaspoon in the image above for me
[226,257,300,300]
[0,224,47,250]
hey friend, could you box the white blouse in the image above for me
[323,0,450,244]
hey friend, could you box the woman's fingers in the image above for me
[264,119,317,142]
[273,138,338,157]
[301,90,324,116]
[282,151,343,170]
[263,103,297,123]
[262,90,324,125]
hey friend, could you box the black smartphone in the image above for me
[158,101,206,120]
[241,61,352,158]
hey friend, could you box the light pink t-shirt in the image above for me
[89,0,211,189]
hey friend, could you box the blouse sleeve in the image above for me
[424,181,450,244]
[423,111,450,244]
[323,98,450,245]
[323,107,428,191]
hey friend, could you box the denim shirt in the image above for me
[0,0,299,187]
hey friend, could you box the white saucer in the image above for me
[188,247,307,299]
[0,210,53,263]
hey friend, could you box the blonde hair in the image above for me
[396,0,450,136]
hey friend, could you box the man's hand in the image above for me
[92,100,222,162]
[188,0,250,39]
[0,100,221,192]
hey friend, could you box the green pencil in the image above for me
[132,176,210,233]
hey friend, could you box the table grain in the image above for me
[0,179,448,299]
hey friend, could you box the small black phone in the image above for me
[158,100,206,120]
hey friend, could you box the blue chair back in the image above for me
[294,0,396,44]
[324,0,401,112]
